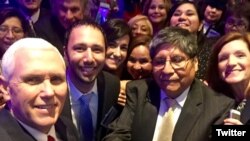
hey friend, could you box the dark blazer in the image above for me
[240,100,250,125]
[103,78,235,141]
[61,71,121,141]
[0,108,79,141]
[34,15,65,55]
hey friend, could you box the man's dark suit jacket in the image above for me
[61,71,121,141]
[103,78,235,141]
[0,108,79,141]
[34,15,65,55]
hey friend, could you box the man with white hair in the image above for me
[0,38,79,141]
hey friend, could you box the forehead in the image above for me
[220,40,249,54]
[57,0,82,7]
[2,17,22,26]
[151,0,165,5]
[175,3,197,12]
[68,25,105,47]
[155,43,187,56]
[15,48,64,71]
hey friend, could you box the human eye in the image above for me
[71,7,80,13]
[128,57,136,63]
[149,5,156,10]
[12,27,23,34]
[153,57,165,66]
[23,76,43,85]
[218,54,228,62]
[92,45,104,53]
[108,42,117,48]
[0,26,8,33]
[186,11,196,16]
[50,75,65,85]
[120,44,128,51]
[139,58,150,64]
[235,51,246,58]
[170,55,186,63]
[73,45,86,52]
[173,11,181,16]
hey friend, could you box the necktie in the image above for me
[79,94,94,141]
[157,98,176,141]
[47,135,55,141]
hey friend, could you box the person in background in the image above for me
[201,0,227,38]
[103,27,235,141]
[207,32,250,125]
[62,19,121,141]
[118,35,152,106]
[34,0,86,55]
[127,14,153,37]
[126,35,152,80]
[0,37,79,141]
[0,7,28,59]
[101,18,132,79]
[224,2,250,34]
[143,0,172,35]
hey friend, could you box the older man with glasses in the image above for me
[103,27,235,141]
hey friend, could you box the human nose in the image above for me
[5,30,15,39]
[178,14,187,21]
[83,48,94,62]
[40,80,54,97]
[227,55,237,66]
[65,10,73,20]
[113,47,121,58]
[133,61,142,70]
[162,60,175,74]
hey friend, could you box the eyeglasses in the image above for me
[0,25,24,36]
[153,55,191,70]
[226,18,247,29]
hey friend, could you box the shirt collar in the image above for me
[67,75,98,102]
[160,86,190,108]
[18,119,57,141]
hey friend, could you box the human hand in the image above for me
[224,118,243,125]
[117,80,130,106]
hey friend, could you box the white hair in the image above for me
[1,38,65,81]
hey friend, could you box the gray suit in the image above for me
[103,78,235,141]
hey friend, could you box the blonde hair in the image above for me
[128,15,153,36]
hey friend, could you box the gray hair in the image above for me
[1,38,65,81]
[150,27,198,59]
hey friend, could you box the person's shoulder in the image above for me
[100,71,120,82]
[194,79,234,102]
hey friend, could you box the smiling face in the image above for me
[8,48,67,134]
[66,25,105,85]
[204,5,223,23]
[56,0,84,29]
[0,17,25,53]
[105,35,130,71]
[148,0,167,25]
[131,19,152,37]
[152,44,197,98]
[218,40,250,85]
[127,45,152,79]
[170,3,201,33]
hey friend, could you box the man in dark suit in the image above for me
[0,38,79,141]
[103,27,235,141]
[62,19,120,141]
[34,0,86,55]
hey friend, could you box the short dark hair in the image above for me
[64,18,107,49]
[150,26,198,59]
[101,18,131,44]
[0,7,29,34]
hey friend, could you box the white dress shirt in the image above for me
[152,87,190,141]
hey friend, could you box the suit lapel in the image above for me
[173,79,203,141]
[134,79,160,141]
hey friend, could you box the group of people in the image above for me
[1,0,250,141]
